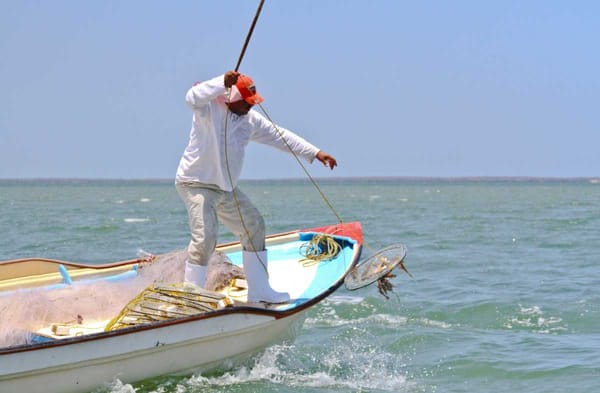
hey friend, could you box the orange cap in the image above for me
[235,75,264,105]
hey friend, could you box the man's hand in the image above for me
[316,150,337,170]
[224,71,241,88]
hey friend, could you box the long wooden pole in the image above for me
[234,0,265,71]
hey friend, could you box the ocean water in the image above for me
[1,178,599,393]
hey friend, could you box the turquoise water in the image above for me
[1,178,599,392]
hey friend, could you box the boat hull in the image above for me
[2,311,306,393]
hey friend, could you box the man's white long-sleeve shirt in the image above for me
[176,75,320,191]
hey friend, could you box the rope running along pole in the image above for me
[223,0,269,270]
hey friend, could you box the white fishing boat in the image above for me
[0,222,365,393]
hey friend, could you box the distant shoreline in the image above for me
[1,176,599,184]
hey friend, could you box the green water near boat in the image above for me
[1,178,599,393]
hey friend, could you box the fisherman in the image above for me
[176,71,337,303]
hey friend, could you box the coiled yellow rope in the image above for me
[299,234,341,267]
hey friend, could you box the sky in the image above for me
[1,0,599,179]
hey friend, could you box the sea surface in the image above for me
[1,178,599,393]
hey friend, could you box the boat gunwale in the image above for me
[0,230,300,268]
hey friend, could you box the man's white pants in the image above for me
[176,183,265,266]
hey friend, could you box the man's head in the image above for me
[226,74,263,116]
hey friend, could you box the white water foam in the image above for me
[326,295,365,305]
[306,302,450,329]
[103,378,136,393]
[178,344,413,392]
[306,312,409,328]
[415,317,453,329]
[123,218,149,223]
[504,304,567,333]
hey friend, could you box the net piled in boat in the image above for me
[105,283,233,331]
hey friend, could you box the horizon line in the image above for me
[1,176,599,183]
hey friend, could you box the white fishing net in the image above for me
[0,250,242,348]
